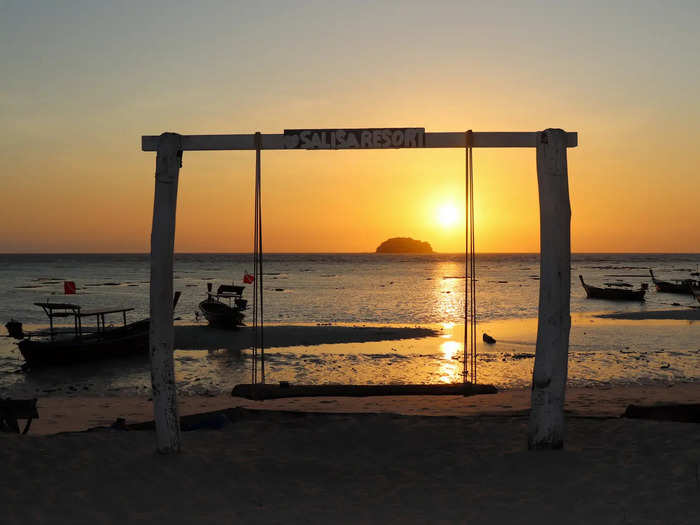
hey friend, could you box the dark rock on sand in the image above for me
[482,333,496,344]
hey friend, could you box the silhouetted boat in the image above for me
[692,284,700,304]
[579,275,647,301]
[649,269,696,295]
[199,283,247,328]
[6,293,181,368]
[7,303,150,368]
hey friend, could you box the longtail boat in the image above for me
[198,283,247,329]
[649,269,697,295]
[692,284,700,305]
[5,293,180,368]
[6,303,149,368]
[579,275,647,301]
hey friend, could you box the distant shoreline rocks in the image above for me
[375,237,434,254]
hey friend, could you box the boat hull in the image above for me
[579,275,645,301]
[199,299,244,329]
[692,286,700,305]
[18,319,149,368]
[582,286,646,301]
[649,270,695,295]
[652,280,693,295]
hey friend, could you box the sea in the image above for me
[1,253,699,397]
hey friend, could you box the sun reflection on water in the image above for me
[438,339,463,383]
[433,261,465,322]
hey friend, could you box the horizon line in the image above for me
[2,251,700,256]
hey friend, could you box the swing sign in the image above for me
[284,128,425,150]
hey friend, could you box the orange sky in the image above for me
[1,2,699,253]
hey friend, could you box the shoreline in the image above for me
[25,382,700,435]
[3,316,699,397]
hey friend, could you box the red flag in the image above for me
[64,281,76,294]
[243,273,254,284]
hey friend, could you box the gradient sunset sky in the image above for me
[1,1,699,253]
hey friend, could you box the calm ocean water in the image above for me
[1,253,699,396]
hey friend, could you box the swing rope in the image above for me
[250,130,473,387]
[252,132,265,385]
[464,130,477,385]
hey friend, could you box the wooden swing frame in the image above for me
[142,128,577,453]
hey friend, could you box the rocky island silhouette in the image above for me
[375,237,434,254]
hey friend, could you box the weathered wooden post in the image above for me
[528,128,571,450]
[149,132,182,453]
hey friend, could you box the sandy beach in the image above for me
[1,266,699,524]
[2,385,699,524]
[2,280,699,523]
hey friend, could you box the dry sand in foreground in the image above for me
[2,409,699,524]
[3,384,699,524]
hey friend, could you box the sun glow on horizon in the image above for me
[437,204,459,228]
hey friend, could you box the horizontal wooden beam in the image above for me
[141,131,578,151]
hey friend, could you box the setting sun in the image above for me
[437,204,459,228]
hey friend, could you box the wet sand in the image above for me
[597,308,700,321]
[173,323,439,350]
[3,317,698,398]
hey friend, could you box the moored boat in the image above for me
[6,303,150,368]
[198,283,247,329]
[648,269,697,295]
[579,275,647,301]
[692,284,700,305]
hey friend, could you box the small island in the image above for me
[375,237,434,254]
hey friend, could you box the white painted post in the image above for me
[528,128,571,450]
[149,132,182,453]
